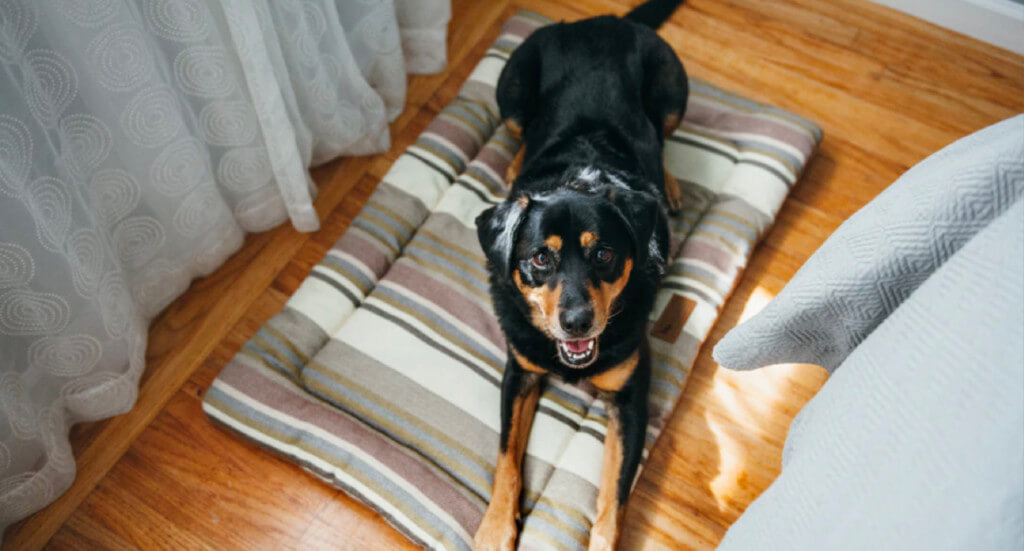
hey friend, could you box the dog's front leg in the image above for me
[589,354,650,551]
[475,360,542,551]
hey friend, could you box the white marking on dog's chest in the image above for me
[573,166,630,191]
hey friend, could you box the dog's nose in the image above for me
[559,308,594,336]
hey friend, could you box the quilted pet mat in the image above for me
[203,10,821,551]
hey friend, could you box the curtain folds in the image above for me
[0,0,449,534]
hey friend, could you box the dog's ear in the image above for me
[476,195,532,276]
[609,189,669,273]
[639,36,688,137]
[496,30,545,134]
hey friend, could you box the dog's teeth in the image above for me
[586,340,594,350]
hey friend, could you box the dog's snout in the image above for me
[559,307,594,336]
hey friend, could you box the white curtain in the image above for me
[0,0,450,533]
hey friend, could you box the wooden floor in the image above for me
[6,0,1021,549]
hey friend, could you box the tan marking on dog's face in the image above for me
[510,346,548,374]
[589,411,625,550]
[474,381,541,550]
[586,258,633,334]
[545,235,563,251]
[514,269,562,337]
[589,350,639,392]
[580,231,598,249]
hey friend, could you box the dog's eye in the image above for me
[595,247,614,264]
[531,251,551,268]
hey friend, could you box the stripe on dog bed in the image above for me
[203,10,822,551]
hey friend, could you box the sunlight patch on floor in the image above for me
[702,285,825,513]
[738,284,775,324]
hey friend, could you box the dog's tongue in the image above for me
[564,339,592,354]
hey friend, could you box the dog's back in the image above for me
[496,11,687,193]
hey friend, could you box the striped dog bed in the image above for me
[203,10,821,551]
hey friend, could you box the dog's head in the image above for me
[477,181,667,368]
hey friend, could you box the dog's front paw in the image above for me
[587,532,615,551]
[474,508,518,551]
[587,509,620,551]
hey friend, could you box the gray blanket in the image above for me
[714,115,1024,550]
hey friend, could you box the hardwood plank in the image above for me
[790,135,907,219]
[50,390,336,551]
[709,0,1023,110]
[680,1,1020,133]
[25,0,1024,549]
[791,0,1024,68]
[291,491,419,551]
[666,24,977,164]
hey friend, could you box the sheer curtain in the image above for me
[0,0,450,533]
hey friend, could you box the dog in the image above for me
[474,1,689,549]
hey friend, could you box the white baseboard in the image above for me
[870,0,1024,55]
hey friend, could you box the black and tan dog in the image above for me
[474,1,688,549]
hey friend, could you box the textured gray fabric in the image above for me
[712,115,1024,550]
[714,115,1024,373]
[715,197,1024,551]
[720,193,1024,548]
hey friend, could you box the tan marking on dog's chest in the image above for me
[510,346,548,374]
[589,350,639,392]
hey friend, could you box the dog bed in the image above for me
[203,10,822,551]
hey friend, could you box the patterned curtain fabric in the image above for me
[0,0,450,533]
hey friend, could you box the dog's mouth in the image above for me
[557,337,598,368]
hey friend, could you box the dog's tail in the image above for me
[624,0,685,29]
